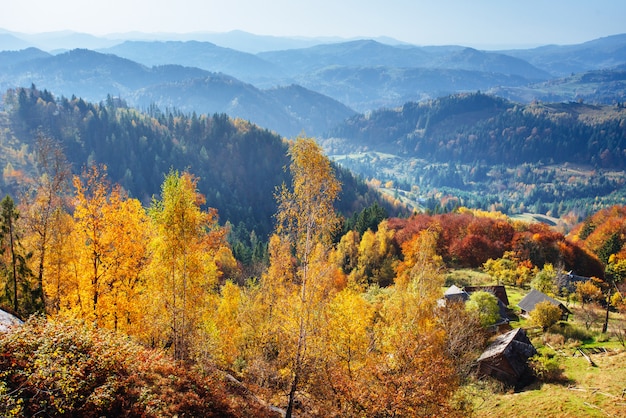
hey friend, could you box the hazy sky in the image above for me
[2,0,625,48]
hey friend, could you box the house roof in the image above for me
[518,288,571,314]
[477,328,537,385]
[477,328,536,372]
[444,284,470,301]
[478,328,523,361]
[463,285,510,306]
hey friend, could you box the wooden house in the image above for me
[443,284,470,303]
[463,285,509,306]
[518,289,571,321]
[477,327,537,387]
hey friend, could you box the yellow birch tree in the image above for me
[274,137,341,417]
[147,170,227,360]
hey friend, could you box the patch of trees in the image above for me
[3,104,625,415]
[0,138,471,416]
[386,210,604,278]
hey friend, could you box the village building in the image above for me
[555,270,592,294]
[477,327,537,387]
[463,285,509,306]
[518,288,571,321]
[440,284,510,327]
[443,284,470,303]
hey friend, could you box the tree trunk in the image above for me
[602,293,610,333]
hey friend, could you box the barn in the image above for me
[477,327,537,387]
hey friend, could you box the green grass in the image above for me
[444,268,494,287]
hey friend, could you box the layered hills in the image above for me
[1,32,626,137]
[1,31,626,224]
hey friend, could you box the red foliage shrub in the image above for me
[0,317,278,418]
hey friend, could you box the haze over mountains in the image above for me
[1,29,625,137]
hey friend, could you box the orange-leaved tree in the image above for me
[69,164,151,334]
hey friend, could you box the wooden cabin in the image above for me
[477,327,537,387]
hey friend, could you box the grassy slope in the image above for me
[474,351,626,418]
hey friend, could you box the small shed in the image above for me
[477,327,537,387]
[518,289,571,321]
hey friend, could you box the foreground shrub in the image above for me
[0,316,276,417]
[529,351,567,383]
[548,322,594,344]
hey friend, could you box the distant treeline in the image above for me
[329,92,626,169]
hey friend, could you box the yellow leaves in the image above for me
[276,137,341,253]
[326,287,373,371]
[146,169,232,359]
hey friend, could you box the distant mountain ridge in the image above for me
[100,40,285,82]
[1,30,626,136]
[0,48,355,137]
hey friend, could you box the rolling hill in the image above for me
[322,92,626,217]
[0,48,355,137]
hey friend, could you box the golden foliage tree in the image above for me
[18,136,71,314]
[274,137,341,417]
[531,300,562,331]
[147,170,229,360]
[67,164,151,335]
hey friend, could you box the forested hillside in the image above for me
[0,49,356,137]
[328,92,626,167]
[324,92,626,219]
[0,86,387,239]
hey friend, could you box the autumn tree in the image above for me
[273,137,341,418]
[100,194,151,335]
[18,136,71,315]
[395,226,445,301]
[41,209,76,316]
[466,291,501,327]
[147,170,229,360]
[530,300,562,331]
[353,259,458,416]
[348,220,397,287]
[531,263,557,295]
[437,301,486,380]
[575,279,604,306]
[71,165,111,322]
[65,164,153,338]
